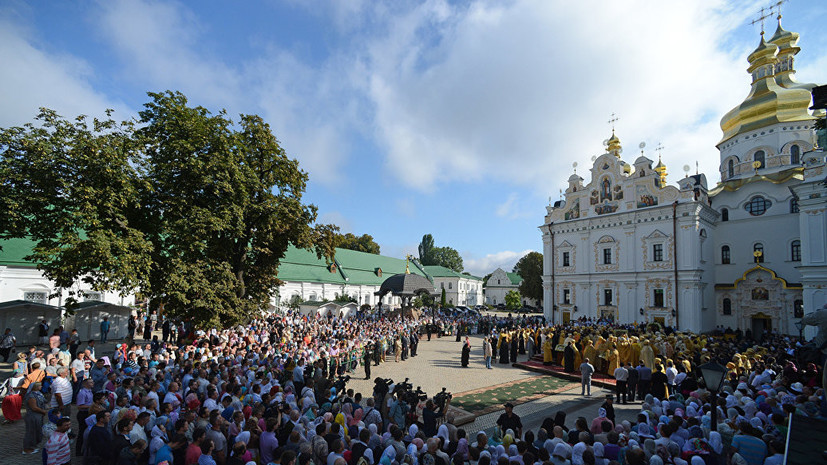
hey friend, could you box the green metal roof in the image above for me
[506,272,523,285]
[278,246,428,286]
[0,238,39,267]
[2,238,435,288]
[423,265,482,281]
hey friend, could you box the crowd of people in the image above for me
[0,307,823,465]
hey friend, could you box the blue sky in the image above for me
[2,0,826,276]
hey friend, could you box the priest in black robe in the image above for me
[461,337,471,367]
[499,334,509,364]
[564,341,576,373]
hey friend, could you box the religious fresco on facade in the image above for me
[636,185,658,208]
[600,178,612,202]
[594,202,618,215]
[614,185,624,200]
[590,190,599,205]
[752,287,769,300]
[565,199,580,220]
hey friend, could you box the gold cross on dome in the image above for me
[772,0,787,19]
[750,6,773,35]
[655,143,665,156]
[608,113,619,131]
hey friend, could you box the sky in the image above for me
[2,0,826,277]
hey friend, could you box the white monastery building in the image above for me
[484,268,537,308]
[541,18,827,335]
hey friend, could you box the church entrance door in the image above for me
[562,311,571,323]
[751,313,772,339]
[653,316,665,326]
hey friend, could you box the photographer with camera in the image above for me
[388,390,410,427]
[422,391,451,436]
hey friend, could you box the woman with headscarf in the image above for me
[380,445,397,465]
[437,424,450,450]
[454,437,469,462]
[590,408,611,434]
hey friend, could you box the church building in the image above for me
[541,16,827,335]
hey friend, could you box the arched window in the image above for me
[721,245,731,264]
[794,299,804,318]
[721,208,729,221]
[754,243,764,263]
[745,196,771,216]
[723,298,732,315]
[791,240,801,261]
[791,145,800,164]
[728,159,734,178]
[754,150,765,168]
[790,197,799,213]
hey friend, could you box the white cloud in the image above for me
[464,249,536,277]
[94,0,358,186]
[361,0,821,192]
[0,16,128,128]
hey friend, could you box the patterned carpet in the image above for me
[452,376,573,414]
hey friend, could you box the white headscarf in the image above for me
[707,431,723,454]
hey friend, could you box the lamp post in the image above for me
[699,361,728,431]
[794,320,804,341]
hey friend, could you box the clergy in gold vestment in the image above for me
[631,337,642,365]
[543,337,553,365]
[607,341,620,374]
[640,340,655,369]
[583,340,598,367]
[617,336,633,366]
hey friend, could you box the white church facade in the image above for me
[542,18,827,335]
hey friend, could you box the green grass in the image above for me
[452,376,568,413]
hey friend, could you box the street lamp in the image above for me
[698,361,728,431]
[794,320,804,341]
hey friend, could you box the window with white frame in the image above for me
[563,289,571,304]
[653,289,664,307]
[562,251,570,267]
[653,244,664,262]
[603,248,612,265]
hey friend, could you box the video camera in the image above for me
[434,387,452,410]
[333,375,350,394]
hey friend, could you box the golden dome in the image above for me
[607,131,622,157]
[654,156,667,187]
[719,34,813,144]
[769,17,817,93]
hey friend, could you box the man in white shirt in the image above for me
[613,363,629,404]
[665,361,678,388]
[50,367,74,417]
[130,412,151,444]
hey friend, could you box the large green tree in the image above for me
[335,232,380,254]
[0,91,336,326]
[513,251,543,306]
[418,234,435,264]
[417,234,463,272]
[0,109,153,305]
[430,246,464,272]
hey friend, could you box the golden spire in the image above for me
[654,144,667,187]
[607,130,622,157]
[405,255,411,274]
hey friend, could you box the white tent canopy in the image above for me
[63,301,134,342]
[0,300,64,345]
